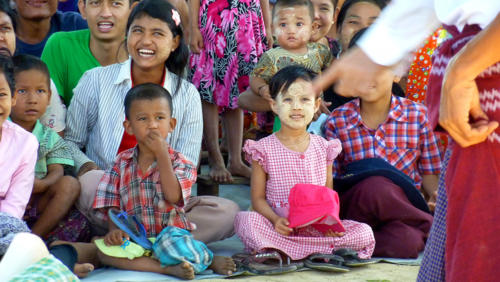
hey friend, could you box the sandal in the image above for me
[108,209,153,250]
[304,253,350,272]
[333,248,379,267]
[232,251,297,275]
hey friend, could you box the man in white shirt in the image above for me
[313,1,500,281]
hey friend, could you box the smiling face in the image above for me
[15,0,58,21]
[9,69,51,129]
[0,11,15,57]
[272,6,313,53]
[310,0,335,42]
[127,14,180,72]
[338,1,380,52]
[79,0,131,43]
[0,72,15,131]
[271,79,320,130]
[124,97,176,144]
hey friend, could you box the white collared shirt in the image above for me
[358,0,500,66]
[65,58,203,171]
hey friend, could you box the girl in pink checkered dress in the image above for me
[234,66,375,263]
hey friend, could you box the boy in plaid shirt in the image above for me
[93,83,235,279]
[323,30,441,259]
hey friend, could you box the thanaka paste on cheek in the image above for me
[274,81,316,130]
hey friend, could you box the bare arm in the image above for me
[250,161,292,235]
[146,132,182,205]
[33,164,64,194]
[188,0,204,54]
[259,0,273,48]
[422,174,438,212]
[439,12,500,147]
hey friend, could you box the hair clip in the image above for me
[172,9,181,27]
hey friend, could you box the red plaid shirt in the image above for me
[93,146,197,237]
[325,96,441,189]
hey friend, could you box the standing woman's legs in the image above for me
[202,100,232,183]
[222,108,251,178]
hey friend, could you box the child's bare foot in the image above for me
[227,161,251,179]
[209,256,237,275]
[74,263,94,278]
[164,262,195,280]
[209,162,232,183]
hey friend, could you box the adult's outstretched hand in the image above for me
[312,47,390,99]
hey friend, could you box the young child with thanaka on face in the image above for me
[255,65,342,237]
[233,66,376,262]
[95,84,236,280]
[249,0,330,101]
[9,54,81,239]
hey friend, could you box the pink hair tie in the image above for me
[172,9,181,27]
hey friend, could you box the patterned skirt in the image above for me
[188,0,267,111]
[234,211,375,260]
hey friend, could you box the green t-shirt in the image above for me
[41,29,100,106]
[32,120,74,178]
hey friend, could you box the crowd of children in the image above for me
[1,0,498,280]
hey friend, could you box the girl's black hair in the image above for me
[336,0,385,32]
[269,65,317,99]
[12,54,51,86]
[0,0,16,31]
[126,0,188,94]
[0,55,15,95]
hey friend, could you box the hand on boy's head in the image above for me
[273,217,293,236]
[104,229,129,246]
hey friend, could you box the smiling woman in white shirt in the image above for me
[65,0,240,244]
[313,1,500,281]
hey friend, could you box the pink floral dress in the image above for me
[234,134,375,260]
[188,0,267,111]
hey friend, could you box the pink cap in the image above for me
[288,184,345,233]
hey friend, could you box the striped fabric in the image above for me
[324,96,442,190]
[65,58,203,171]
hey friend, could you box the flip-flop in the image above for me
[304,253,350,272]
[232,252,297,275]
[333,248,380,267]
[108,209,153,250]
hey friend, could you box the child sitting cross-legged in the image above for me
[234,66,375,272]
[9,54,84,242]
[92,83,236,280]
